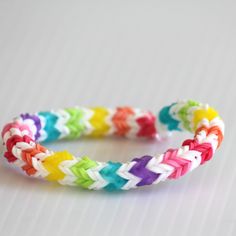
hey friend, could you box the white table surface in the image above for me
[0,1,235,235]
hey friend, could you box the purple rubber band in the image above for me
[21,113,42,140]
[129,155,160,186]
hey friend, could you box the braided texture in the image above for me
[0,101,225,191]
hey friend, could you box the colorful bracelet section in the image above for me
[0,100,224,191]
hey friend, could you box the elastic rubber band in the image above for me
[0,100,225,191]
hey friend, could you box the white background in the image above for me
[0,0,235,235]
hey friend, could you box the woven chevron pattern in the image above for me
[70,156,98,188]
[0,100,225,191]
[129,156,160,186]
[38,111,61,142]
[64,108,87,139]
[99,161,128,191]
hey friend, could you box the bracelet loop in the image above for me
[1,100,224,191]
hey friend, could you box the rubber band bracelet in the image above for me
[0,100,224,191]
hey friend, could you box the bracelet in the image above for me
[1,100,224,191]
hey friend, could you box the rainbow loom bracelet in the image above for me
[0,100,224,191]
